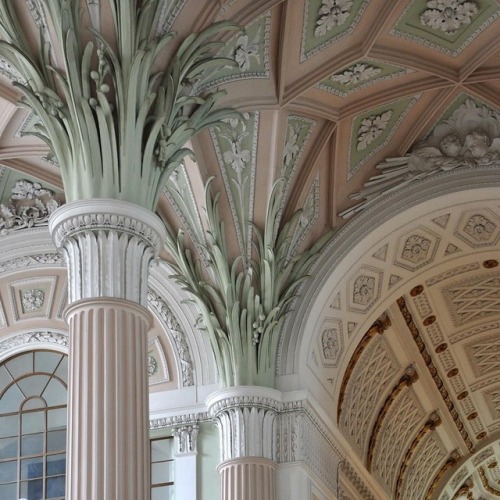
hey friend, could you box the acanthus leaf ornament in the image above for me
[0,1,242,211]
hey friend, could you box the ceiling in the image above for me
[0,0,499,499]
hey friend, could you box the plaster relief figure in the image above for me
[341,100,500,218]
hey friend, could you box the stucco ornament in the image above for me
[233,30,261,71]
[315,0,353,37]
[341,99,500,218]
[0,180,60,235]
[330,63,381,86]
[357,111,392,151]
[420,0,478,35]
[165,178,332,387]
[22,288,45,312]
[0,1,241,211]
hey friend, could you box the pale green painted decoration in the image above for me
[317,60,411,97]
[165,179,332,388]
[164,165,206,252]
[348,96,420,178]
[210,113,259,259]
[301,0,370,61]
[391,0,499,56]
[195,11,271,93]
[0,1,241,210]
[287,175,320,262]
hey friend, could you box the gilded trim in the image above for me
[397,297,474,453]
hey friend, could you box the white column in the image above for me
[49,199,166,500]
[206,387,281,500]
[173,424,199,500]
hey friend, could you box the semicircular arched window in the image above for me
[0,350,68,500]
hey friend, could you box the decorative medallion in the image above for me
[420,0,479,34]
[394,227,440,271]
[401,235,431,264]
[319,319,344,367]
[463,214,497,241]
[21,288,45,312]
[348,267,383,312]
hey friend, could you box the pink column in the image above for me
[49,200,166,500]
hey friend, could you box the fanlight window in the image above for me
[0,351,68,500]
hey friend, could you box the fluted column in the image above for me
[49,199,166,500]
[206,387,281,500]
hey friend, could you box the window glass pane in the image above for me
[0,365,13,394]
[35,352,62,375]
[54,356,68,385]
[20,478,43,500]
[0,436,18,459]
[23,398,46,411]
[48,408,66,431]
[21,433,44,456]
[0,384,25,413]
[18,375,51,398]
[152,485,174,500]
[21,456,44,480]
[0,460,16,483]
[46,453,66,476]
[0,414,18,438]
[22,411,45,434]
[47,429,66,452]
[0,482,16,498]
[151,438,173,462]
[152,461,174,484]
[46,475,65,498]
[5,353,33,379]
[41,379,66,407]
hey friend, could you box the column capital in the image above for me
[206,386,282,462]
[173,424,199,455]
[49,199,166,306]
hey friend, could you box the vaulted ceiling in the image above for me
[0,1,499,499]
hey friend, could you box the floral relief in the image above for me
[330,63,382,86]
[464,214,496,241]
[420,0,479,35]
[353,275,375,306]
[357,111,392,151]
[233,29,261,71]
[148,355,158,376]
[21,288,45,312]
[314,0,353,37]
[0,180,61,236]
[220,115,252,184]
[402,235,431,263]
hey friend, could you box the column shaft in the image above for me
[65,299,151,499]
[219,458,276,500]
